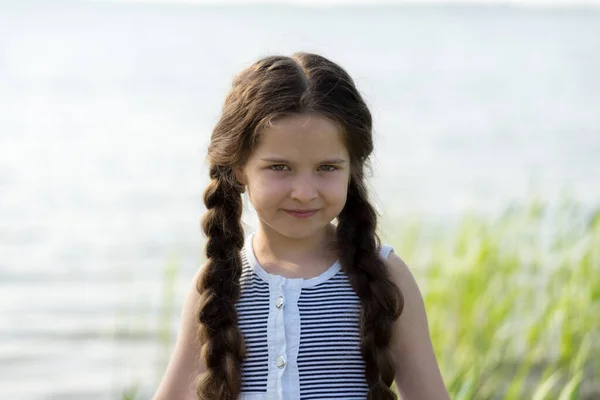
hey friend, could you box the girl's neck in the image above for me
[252,224,338,279]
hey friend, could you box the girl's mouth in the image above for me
[284,209,318,219]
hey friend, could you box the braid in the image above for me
[337,177,404,400]
[196,165,246,400]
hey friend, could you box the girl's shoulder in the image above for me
[383,249,452,399]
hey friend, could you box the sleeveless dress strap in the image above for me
[379,244,394,260]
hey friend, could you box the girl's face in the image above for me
[236,113,351,241]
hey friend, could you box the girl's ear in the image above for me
[234,166,246,186]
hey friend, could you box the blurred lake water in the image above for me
[0,1,599,398]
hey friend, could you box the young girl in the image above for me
[153,53,450,400]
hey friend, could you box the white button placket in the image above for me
[267,276,287,400]
[280,279,303,399]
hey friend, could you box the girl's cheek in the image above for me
[325,175,349,193]
[253,176,289,198]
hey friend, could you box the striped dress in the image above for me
[236,234,394,400]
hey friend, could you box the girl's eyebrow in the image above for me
[260,157,347,164]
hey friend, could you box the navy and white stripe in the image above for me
[236,251,270,393]
[235,237,393,399]
[297,272,368,400]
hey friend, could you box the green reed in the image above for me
[386,198,600,399]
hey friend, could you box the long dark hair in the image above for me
[196,53,404,400]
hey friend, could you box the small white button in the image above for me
[276,355,286,368]
[275,296,285,309]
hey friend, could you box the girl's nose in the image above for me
[290,176,318,203]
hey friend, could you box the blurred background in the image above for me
[1,0,599,399]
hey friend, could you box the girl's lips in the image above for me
[284,209,318,219]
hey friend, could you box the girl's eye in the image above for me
[269,164,290,172]
[318,165,338,172]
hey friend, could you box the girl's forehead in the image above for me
[253,114,348,159]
